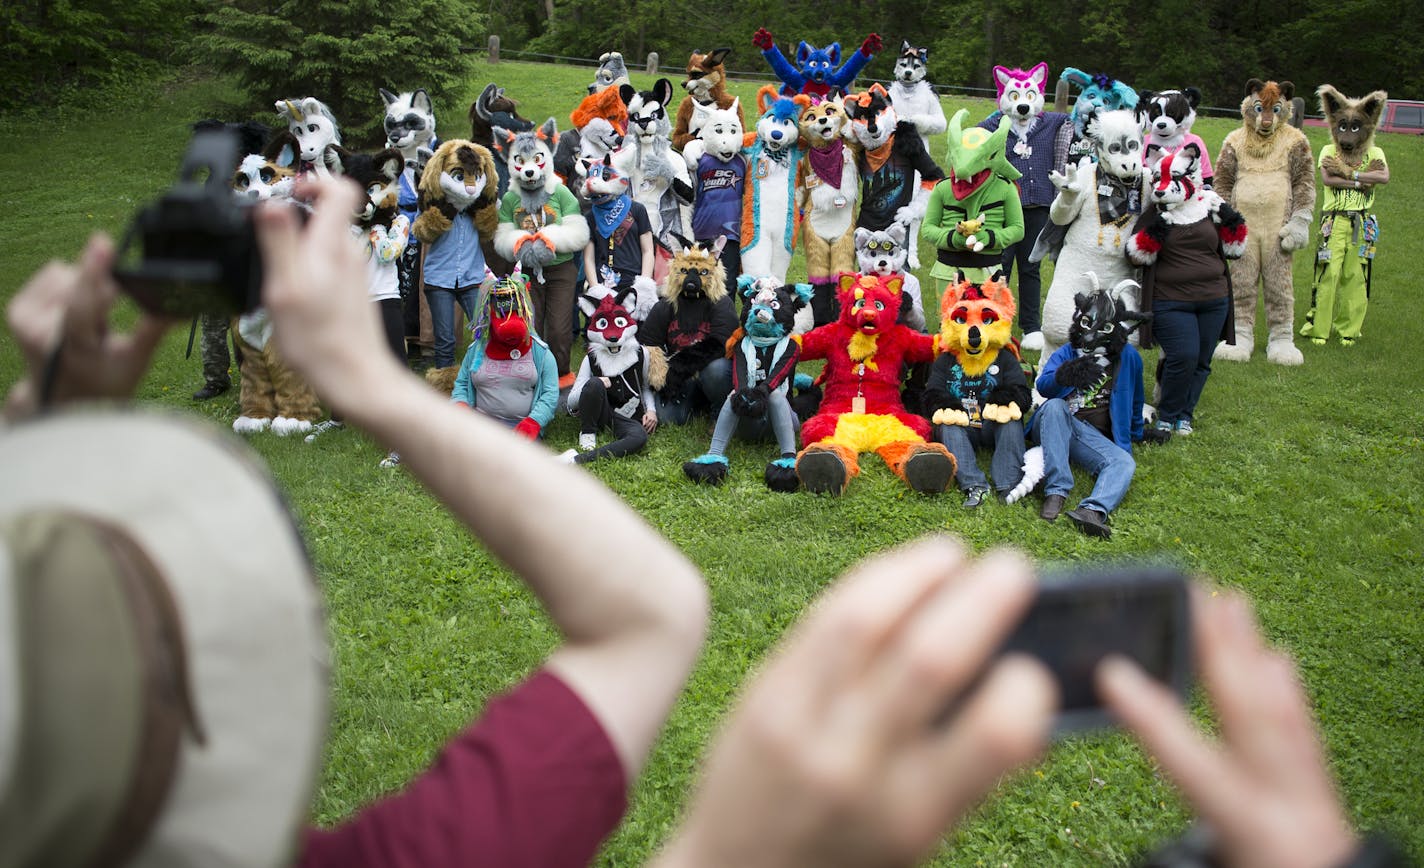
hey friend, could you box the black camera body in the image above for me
[114,130,264,318]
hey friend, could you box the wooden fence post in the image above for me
[647,52,659,75]
[1054,78,1069,113]
[488,35,500,64]
[1290,96,1305,127]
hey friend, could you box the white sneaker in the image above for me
[578,433,597,452]
[379,451,401,468]
[558,449,580,464]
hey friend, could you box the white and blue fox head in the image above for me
[754,86,805,155]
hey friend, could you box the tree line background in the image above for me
[4,0,1420,141]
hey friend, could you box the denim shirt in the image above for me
[422,210,487,290]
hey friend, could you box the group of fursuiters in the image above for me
[198,35,1390,540]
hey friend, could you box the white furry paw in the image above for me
[1142,404,1156,426]
[1266,339,1304,366]
[271,416,313,437]
[1020,331,1044,352]
[233,416,271,434]
[1213,340,1252,363]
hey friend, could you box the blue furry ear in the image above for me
[1113,82,1140,109]
[792,283,814,307]
[275,143,296,168]
[1061,67,1091,87]
[826,43,842,66]
[796,42,812,65]
[737,274,757,296]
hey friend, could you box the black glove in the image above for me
[1056,352,1110,390]
[731,384,770,417]
[1141,425,1173,445]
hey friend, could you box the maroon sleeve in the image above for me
[297,670,628,868]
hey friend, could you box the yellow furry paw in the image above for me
[982,403,1021,423]
[955,218,984,237]
[932,408,971,427]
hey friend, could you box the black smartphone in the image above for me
[1001,562,1192,736]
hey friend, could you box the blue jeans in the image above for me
[937,419,1026,492]
[1153,296,1229,424]
[656,357,732,425]
[426,284,479,368]
[1031,398,1135,514]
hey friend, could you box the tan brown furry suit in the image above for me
[232,314,321,433]
[1213,79,1316,365]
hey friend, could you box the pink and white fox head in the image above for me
[994,62,1049,125]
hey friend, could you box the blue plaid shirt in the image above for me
[979,111,1073,207]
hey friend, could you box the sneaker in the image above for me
[578,433,597,451]
[1155,419,1174,435]
[379,451,401,469]
[303,419,344,443]
[557,448,580,464]
[963,486,990,509]
[1174,420,1194,436]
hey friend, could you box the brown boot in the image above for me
[1067,506,1112,539]
[1040,494,1066,522]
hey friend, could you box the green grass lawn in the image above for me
[1,60,1420,865]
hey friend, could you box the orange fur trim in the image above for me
[571,88,629,134]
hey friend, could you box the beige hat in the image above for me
[0,410,329,868]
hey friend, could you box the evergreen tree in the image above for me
[192,0,485,144]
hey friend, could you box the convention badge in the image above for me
[509,348,522,359]
[963,396,982,428]
[1127,189,1141,213]
[1014,140,1032,158]
[988,364,1000,375]
[833,195,848,208]
[804,171,821,189]
[756,158,772,179]
[1097,183,1114,197]
[852,396,867,414]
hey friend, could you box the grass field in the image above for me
[1,59,1420,865]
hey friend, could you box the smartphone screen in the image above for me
[1001,563,1192,735]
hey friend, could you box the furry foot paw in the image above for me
[797,450,849,496]
[683,454,730,485]
[233,416,271,435]
[1019,331,1044,352]
[557,449,581,464]
[764,457,799,492]
[1213,340,1252,362]
[271,416,314,437]
[1266,339,1304,366]
[903,449,954,494]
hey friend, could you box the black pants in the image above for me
[378,298,406,362]
[1001,206,1050,333]
[575,378,648,462]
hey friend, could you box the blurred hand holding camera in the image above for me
[654,538,1057,868]
[4,234,172,420]
[1100,589,1360,868]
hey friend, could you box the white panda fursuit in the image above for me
[1036,108,1148,363]
[615,78,694,250]
[274,97,341,177]
[493,118,590,283]
[887,41,947,150]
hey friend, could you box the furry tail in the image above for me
[1005,446,1044,504]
